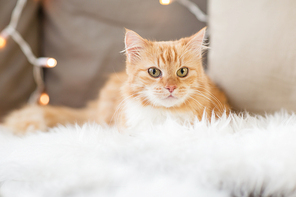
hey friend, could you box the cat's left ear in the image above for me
[125,29,147,64]
[186,27,207,55]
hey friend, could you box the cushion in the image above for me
[208,0,296,113]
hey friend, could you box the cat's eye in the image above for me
[148,67,161,78]
[176,67,188,77]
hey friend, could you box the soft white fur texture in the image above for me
[1,111,296,197]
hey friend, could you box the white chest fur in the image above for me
[123,100,195,130]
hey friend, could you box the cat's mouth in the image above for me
[164,94,178,100]
[149,91,183,107]
[157,94,182,108]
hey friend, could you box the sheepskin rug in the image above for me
[1,111,296,197]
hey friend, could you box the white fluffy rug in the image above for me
[1,111,296,197]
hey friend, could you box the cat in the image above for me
[2,27,230,134]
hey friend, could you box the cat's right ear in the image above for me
[185,27,207,57]
[125,29,147,64]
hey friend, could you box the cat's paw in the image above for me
[2,105,47,134]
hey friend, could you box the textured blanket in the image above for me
[1,111,296,197]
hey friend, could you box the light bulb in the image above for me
[0,36,6,48]
[39,92,50,105]
[36,57,57,68]
[46,58,57,68]
[159,0,171,5]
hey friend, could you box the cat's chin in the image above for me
[157,96,182,108]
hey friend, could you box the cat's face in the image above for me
[124,28,207,108]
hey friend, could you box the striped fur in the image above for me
[97,28,230,128]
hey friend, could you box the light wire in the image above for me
[0,0,55,105]
[177,0,207,23]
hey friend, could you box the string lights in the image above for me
[159,0,171,5]
[0,36,6,48]
[39,92,50,106]
[0,0,57,105]
[159,0,207,23]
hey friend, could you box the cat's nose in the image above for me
[165,85,177,93]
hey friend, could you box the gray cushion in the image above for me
[208,0,296,113]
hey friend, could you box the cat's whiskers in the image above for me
[153,88,164,93]
[187,95,204,109]
[112,93,151,126]
[194,87,224,110]
[152,89,168,97]
[113,73,127,83]
[110,94,138,125]
[191,89,223,114]
[140,97,150,107]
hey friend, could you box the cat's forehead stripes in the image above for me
[155,42,181,67]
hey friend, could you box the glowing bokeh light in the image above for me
[159,0,171,5]
[46,58,57,68]
[39,93,50,105]
[0,36,6,48]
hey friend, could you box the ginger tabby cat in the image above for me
[2,27,230,134]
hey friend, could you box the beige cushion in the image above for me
[42,0,207,107]
[208,0,296,113]
[0,0,40,119]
